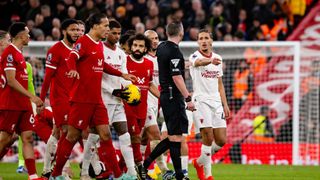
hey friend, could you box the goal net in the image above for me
[2,41,319,166]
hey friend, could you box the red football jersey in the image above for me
[125,55,154,119]
[41,41,73,106]
[0,44,31,110]
[67,34,122,104]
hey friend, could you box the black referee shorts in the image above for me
[160,92,188,135]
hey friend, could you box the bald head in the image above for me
[144,30,159,52]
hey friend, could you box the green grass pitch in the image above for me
[0,163,319,180]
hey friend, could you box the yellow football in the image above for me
[124,84,141,104]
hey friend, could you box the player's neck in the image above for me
[148,50,156,57]
[168,37,181,45]
[105,41,116,50]
[199,49,212,57]
[87,31,100,42]
[62,39,73,48]
[11,40,23,51]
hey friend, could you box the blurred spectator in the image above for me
[52,18,61,29]
[36,5,53,36]
[78,0,99,20]
[223,34,233,41]
[252,0,275,28]
[135,22,145,34]
[253,106,275,142]
[25,0,41,21]
[51,27,61,41]
[67,6,78,19]
[55,0,67,21]
[232,60,253,112]
[209,3,224,31]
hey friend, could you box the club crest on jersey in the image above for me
[47,53,52,62]
[98,59,103,66]
[75,43,81,52]
[171,59,180,68]
[7,54,13,62]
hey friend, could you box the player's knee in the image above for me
[66,129,81,143]
[149,127,161,140]
[99,130,111,141]
[22,134,34,144]
[131,135,141,143]
[215,137,226,147]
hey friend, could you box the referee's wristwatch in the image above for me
[185,95,192,102]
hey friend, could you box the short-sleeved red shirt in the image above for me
[124,56,154,119]
[0,44,31,111]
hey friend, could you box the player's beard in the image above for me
[66,33,77,43]
[132,50,145,60]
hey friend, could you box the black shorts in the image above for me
[160,92,188,135]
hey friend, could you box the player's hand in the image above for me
[223,105,231,119]
[30,96,44,113]
[186,101,196,111]
[128,99,141,106]
[122,73,137,82]
[67,70,80,79]
[211,58,221,65]
[112,88,130,101]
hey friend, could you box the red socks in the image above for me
[98,140,122,178]
[132,143,143,163]
[25,158,36,175]
[51,139,75,177]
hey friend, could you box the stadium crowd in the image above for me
[0,0,317,42]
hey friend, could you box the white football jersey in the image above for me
[102,44,130,104]
[145,53,159,108]
[189,50,223,102]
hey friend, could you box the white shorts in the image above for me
[145,106,158,128]
[106,104,127,124]
[161,110,193,135]
[193,100,226,134]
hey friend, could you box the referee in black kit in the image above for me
[143,22,195,180]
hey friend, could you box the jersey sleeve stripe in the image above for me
[46,64,57,69]
[71,51,80,59]
[4,67,16,71]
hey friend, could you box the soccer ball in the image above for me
[124,84,141,104]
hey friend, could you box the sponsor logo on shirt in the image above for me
[7,54,13,62]
[137,77,145,84]
[171,59,180,68]
[201,70,220,78]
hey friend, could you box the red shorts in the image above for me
[0,110,34,134]
[52,103,70,128]
[68,102,109,130]
[126,111,146,136]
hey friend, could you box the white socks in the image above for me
[119,132,136,176]
[197,144,212,178]
[181,155,189,174]
[211,141,222,154]
[81,133,99,175]
[151,140,169,171]
[43,135,57,172]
